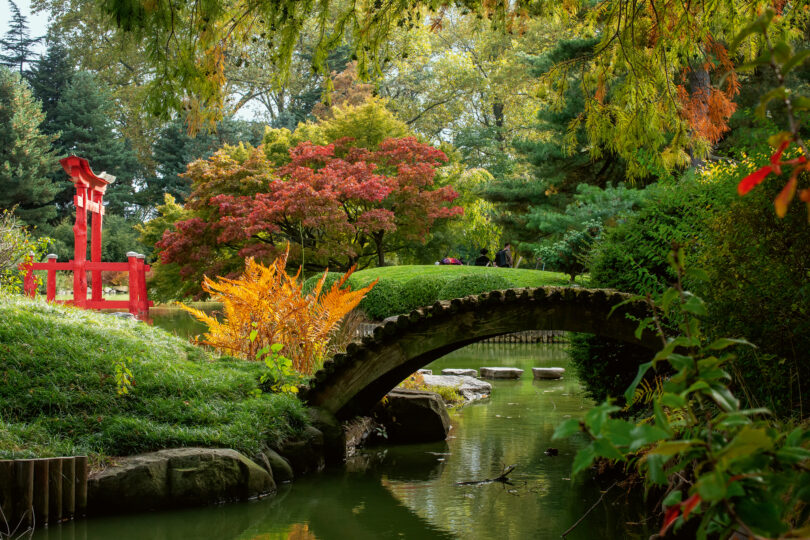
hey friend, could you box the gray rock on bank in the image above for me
[441,368,477,377]
[423,374,491,401]
[480,367,524,379]
[532,367,565,380]
[373,388,450,443]
[88,448,274,514]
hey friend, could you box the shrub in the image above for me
[437,273,513,300]
[181,251,374,373]
[357,278,406,320]
[400,275,452,312]
[302,272,348,296]
[696,172,810,417]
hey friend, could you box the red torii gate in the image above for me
[21,156,152,319]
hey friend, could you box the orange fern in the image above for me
[180,248,375,374]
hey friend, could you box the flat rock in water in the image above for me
[423,374,491,401]
[532,367,565,380]
[417,369,433,375]
[441,368,477,377]
[480,367,524,379]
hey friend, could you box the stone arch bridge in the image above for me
[300,287,657,420]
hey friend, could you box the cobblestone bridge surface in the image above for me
[301,287,657,420]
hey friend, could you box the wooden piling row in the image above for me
[0,456,88,534]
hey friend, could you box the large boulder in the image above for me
[88,448,274,514]
[253,446,294,483]
[277,425,326,475]
[307,407,346,466]
[372,388,450,444]
[423,374,491,401]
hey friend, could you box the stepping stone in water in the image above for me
[417,369,433,375]
[480,367,524,379]
[532,367,565,380]
[441,368,478,377]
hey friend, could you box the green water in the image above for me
[34,343,649,540]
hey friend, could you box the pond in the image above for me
[33,342,650,539]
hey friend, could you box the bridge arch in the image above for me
[300,287,657,420]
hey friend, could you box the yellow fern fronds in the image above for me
[179,247,374,374]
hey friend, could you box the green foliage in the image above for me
[320,98,410,149]
[568,333,653,405]
[697,161,810,417]
[113,357,134,396]
[399,275,453,312]
[437,273,513,300]
[0,0,40,74]
[357,278,406,321]
[535,220,602,282]
[301,272,348,297]
[142,117,264,208]
[252,339,302,396]
[0,67,58,228]
[0,295,308,458]
[0,209,50,294]
[554,251,810,538]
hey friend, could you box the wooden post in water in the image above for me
[62,457,76,519]
[0,460,13,533]
[33,459,49,525]
[75,456,88,517]
[48,457,63,523]
[13,459,34,530]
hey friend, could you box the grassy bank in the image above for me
[349,264,577,288]
[0,295,307,460]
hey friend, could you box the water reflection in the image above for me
[32,343,650,540]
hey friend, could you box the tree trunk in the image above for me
[688,60,711,168]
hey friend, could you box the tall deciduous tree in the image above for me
[0,67,58,228]
[0,0,40,75]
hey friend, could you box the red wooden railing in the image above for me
[21,252,153,319]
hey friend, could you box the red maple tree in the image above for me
[157,137,462,288]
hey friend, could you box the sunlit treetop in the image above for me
[101,0,808,174]
[98,0,527,131]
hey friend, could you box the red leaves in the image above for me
[737,139,810,219]
[737,165,773,196]
[659,494,702,537]
[157,136,462,277]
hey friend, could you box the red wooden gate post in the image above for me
[135,254,148,319]
[127,252,139,316]
[90,189,103,303]
[46,254,57,301]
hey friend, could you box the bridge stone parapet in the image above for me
[300,287,656,420]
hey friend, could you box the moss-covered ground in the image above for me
[0,295,307,460]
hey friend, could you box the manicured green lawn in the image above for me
[350,264,581,287]
[0,295,307,460]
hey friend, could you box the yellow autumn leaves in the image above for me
[180,250,374,374]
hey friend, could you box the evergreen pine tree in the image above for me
[27,39,74,134]
[0,0,40,75]
[51,71,142,216]
[0,67,58,227]
[142,117,262,209]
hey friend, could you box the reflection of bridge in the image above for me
[301,287,656,420]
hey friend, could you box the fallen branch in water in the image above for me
[456,464,517,486]
[561,482,617,538]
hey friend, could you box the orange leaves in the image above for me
[180,248,375,374]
